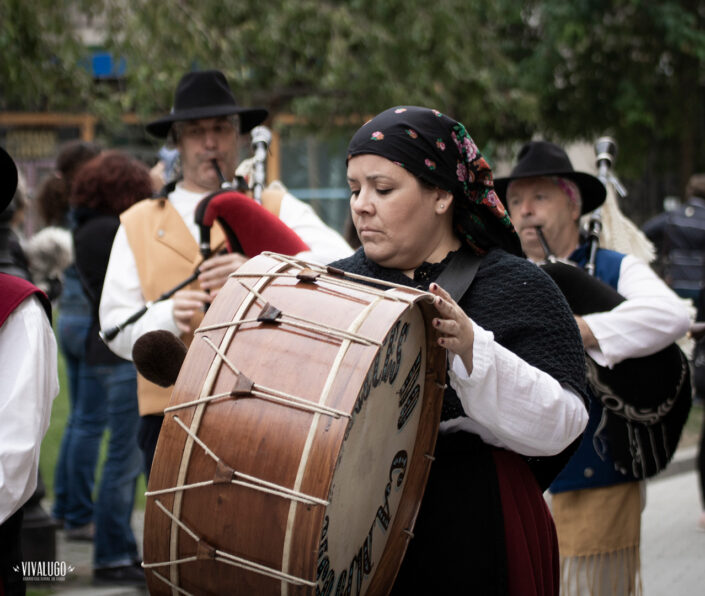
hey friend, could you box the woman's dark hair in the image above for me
[35,140,102,226]
[33,176,66,227]
[56,140,102,183]
[71,150,153,215]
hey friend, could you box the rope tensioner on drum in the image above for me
[144,499,317,590]
[197,279,382,348]
[236,252,434,305]
[180,335,351,420]
[145,415,329,507]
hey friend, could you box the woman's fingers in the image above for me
[429,282,463,321]
[428,282,475,370]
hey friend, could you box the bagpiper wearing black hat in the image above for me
[98,69,352,505]
[145,70,269,138]
[99,70,296,475]
[499,139,692,595]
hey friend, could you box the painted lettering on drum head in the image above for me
[318,307,426,595]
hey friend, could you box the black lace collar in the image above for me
[359,249,461,290]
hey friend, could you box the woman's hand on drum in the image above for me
[429,283,475,373]
[172,289,211,333]
[198,252,249,296]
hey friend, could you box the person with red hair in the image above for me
[69,150,152,586]
[37,141,103,545]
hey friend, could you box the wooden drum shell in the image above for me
[143,253,446,595]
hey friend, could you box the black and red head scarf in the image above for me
[347,106,522,257]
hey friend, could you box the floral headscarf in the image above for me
[347,106,522,256]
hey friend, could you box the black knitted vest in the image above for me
[330,247,588,593]
[331,246,587,456]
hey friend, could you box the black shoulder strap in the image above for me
[434,246,483,302]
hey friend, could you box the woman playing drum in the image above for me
[330,106,589,595]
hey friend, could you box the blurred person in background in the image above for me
[24,172,73,302]
[34,140,104,541]
[643,174,705,305]
[70,150,149,586]
[498,140,691,595]
[149,145,181,192]
[643,175,705,531]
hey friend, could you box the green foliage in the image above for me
[1,0,704,191]
[0,0,108,111]
[521,0,705,180]
[89,0,539,143]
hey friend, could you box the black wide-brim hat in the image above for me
[146,70,268,138]
[494,140,606,215]
[0,146,18,215]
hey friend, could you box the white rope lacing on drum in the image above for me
[228,270,417,304]
[196,280,382,347]
[250,252,433,304]
[145,499,317,588]
[181,336,350,420]
[164,387,349,419]
[145,415,329,507]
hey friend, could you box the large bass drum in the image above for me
[142,253,446,595]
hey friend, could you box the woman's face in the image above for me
[347,154,457,272]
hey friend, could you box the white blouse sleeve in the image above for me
[0,295,59,523]
[440,321,588,457]
[99,224,181,361]
[581,254,691,368]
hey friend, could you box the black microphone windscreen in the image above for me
[132,330,188,387]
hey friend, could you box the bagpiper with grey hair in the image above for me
[498,139,692,596]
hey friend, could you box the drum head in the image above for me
[318,305,427,594]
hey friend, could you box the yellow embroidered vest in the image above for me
[120,197,225,415]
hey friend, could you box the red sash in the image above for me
[494,449,559,596]
[0,273,51,327]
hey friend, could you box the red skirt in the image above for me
[391,433,558,595]
[494,448,559,596]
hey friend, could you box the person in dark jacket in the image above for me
[643,174,705,304]
[70,150,153,586]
